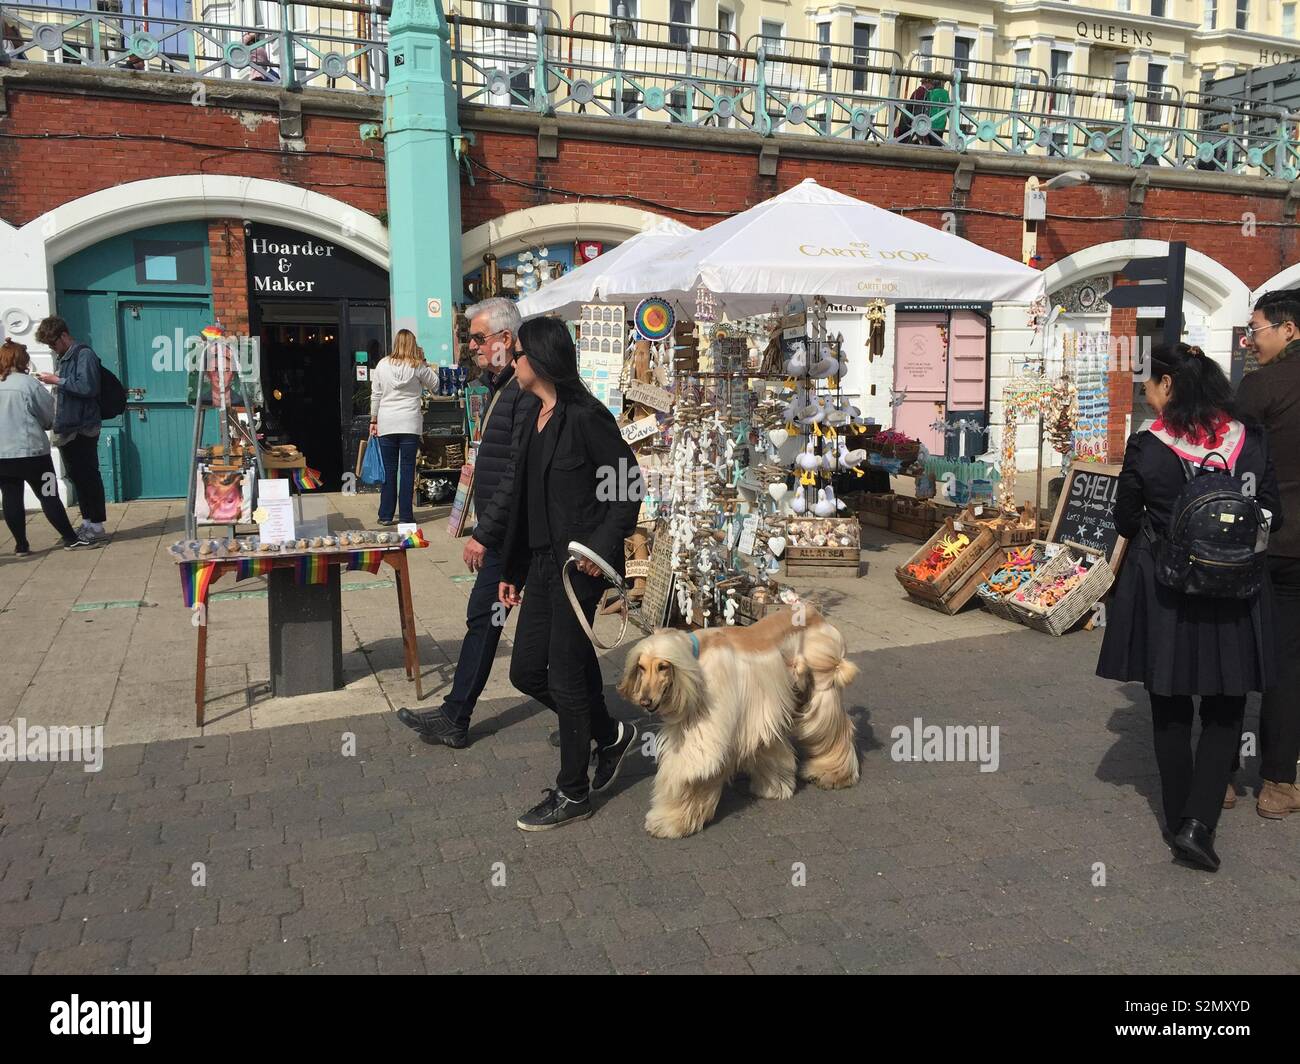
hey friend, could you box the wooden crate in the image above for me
[784,547,863,579]
[859,492,894,529]
[889,498,940,541]
[895,518,1000,612]
[904,549,1004,615]
[958,505,1038,547]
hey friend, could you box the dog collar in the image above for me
[687,632,700,659]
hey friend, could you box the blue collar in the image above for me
[687,632,700,659]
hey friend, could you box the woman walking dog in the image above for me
[1097,344,1281,872]
[493,317,642,831]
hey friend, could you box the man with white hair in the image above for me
[397,297,539,747]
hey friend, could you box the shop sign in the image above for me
[895,301,991,313]
[1076,21,1154,48]
[623,380,673,413]
[620,414,660,444]
[1047,460,1125,568]
[247,223,387,300]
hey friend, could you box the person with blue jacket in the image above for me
[0,339,89,555]
[34,316,109,543]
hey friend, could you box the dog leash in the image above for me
[561,542,629,650]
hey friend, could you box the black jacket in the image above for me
[1236,340,1300,558]
[1114,424,1282,543]
[471,366,539,551]
[494,395,641,599]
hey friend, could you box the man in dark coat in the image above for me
[1236,291,1300,819]
[397,297,538,748]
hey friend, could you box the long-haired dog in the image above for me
[618,606,859,839]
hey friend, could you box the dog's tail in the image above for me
[791,619,860,790]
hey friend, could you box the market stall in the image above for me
[515,179,1049,630]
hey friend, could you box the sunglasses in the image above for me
[468,328,508,346]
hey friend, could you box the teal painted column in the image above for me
[384,0,463,367]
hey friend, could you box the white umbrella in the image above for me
[515,217,696,320]
[595,178,1046,316]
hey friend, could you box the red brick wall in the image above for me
[0,87,386,225]
[208,220,250,339]
[3,86,1294,295]
[461,128,1299,291]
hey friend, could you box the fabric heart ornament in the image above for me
[769,428,790,449]
[768,536,787,558]
[767,483,788,504]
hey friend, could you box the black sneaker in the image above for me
[592,722,638,794]
[516,789,592,832]
[14,547,32,558]
[397,706,468,749]
[63,535,97,550]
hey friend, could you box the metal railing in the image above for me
[3,0,1297,178]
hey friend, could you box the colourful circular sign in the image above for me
[634,298,675,341]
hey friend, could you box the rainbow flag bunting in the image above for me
[345,549,384,575]
[401,528,428,548]
[179,561,218,608]
[295,552,331,586]
[235,556,275,583]
[292,466,323,491]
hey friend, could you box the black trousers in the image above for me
[1260,556,1300,784]
[1149,692,1246,833]
[57,433,106,524]
[509,550,617,801]
[0,454,78,550]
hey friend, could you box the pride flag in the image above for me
[179,561,218,608]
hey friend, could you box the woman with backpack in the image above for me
[1097,344,1281,872]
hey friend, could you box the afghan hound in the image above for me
[618,606,859,839]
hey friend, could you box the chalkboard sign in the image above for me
[1047,460,1127,568]
[1229,326,1258,387]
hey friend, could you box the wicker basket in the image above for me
[975,544,1047,622]
[1004,543,1115,636]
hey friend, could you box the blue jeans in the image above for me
[377,433,419,523]
[444,545,510,729]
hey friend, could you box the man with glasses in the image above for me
[1235,291,1300,820]
[397,297,538,748]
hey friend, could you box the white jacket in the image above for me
[370,357,438,437]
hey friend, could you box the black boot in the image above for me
[397,706,468,749]
[1172,818,1221,872]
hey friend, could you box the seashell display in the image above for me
[310,537,323,549]
[376,532,393,545]
[295,539,308,551]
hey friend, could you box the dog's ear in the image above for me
[617,650,642,700]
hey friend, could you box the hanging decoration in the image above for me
[865,299,887,361]
[634,297,676,341]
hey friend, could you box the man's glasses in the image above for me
[468,328,507,346]
[1244,322,1285,340]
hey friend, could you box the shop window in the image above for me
[133,239,205,286]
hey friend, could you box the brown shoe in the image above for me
[1223,783,1237,810]
[1257,780,1300,820]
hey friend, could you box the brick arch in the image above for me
[1253,264,1300,301]
[461,203,668,275]
[30,175,389,270]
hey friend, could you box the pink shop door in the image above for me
[947,311,989,412]
[892,313,947,452]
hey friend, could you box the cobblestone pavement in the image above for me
[3,629,1298,974]
[1,497,1297,974]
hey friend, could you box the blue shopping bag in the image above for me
[360,437,386,485]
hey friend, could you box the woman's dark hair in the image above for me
[1149,342,1235,439]
[517,317,596,406]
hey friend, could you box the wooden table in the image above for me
[176,546,423,726]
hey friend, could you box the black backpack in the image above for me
[1149,447,1269,599]
[98,366,127,421]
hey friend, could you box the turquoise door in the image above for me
[118,299,213,499]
